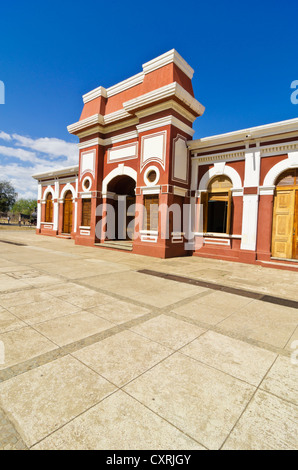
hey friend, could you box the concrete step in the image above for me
[95,241,133,251]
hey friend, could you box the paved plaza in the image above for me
[0,230,297,450]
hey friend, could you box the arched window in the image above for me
[276,169,298,188]
[201,176,233,234]
[45,194,53,223]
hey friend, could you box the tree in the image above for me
[12,198,37,216]
[0,181,17,212]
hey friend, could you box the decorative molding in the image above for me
[80,150,95,179]
[124,82,204,117]
[78,138,105,149]
[263,152,298,187]
[198,165,242,192]
[188,117,298,151]
[142,49,194,79]
[102,165,137,194]
[172,134,189,183]
[204,238,231,246]
[141,130,167,170]
[136,100,196,123]
[137,115,194,137]
[83,86,107,104]
[107,142,138,163]
[143,165,160,187]
[260,141,298,157]
[192,150,245,164]
[141,185,161,195]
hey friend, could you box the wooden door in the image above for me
[63,191,73,234]
[272,190,295,259]
[293,191,298,260]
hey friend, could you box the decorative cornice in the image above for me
[260,141,298,156]
[81,50,195,105]
[188,118,298,151]
[32,166,79,180]
[83,86,107,104]
[192,150,245,164]
[142,49,194,79]
[136,99,196,123]
[123,82,204,117]
[137,115,194,136]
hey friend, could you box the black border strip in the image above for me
[138,269,298,309]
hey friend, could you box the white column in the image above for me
[37,183,42,229]
[53,180,59,231]
[74,177,78,233]
[240,144,261,251]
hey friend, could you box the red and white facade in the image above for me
[33,50,298,269]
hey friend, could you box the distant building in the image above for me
[33,50,298,270]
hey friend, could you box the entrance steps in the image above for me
[95,240,133,251]
[56,234,72,239]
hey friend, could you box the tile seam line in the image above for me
[218,354,282,450]
[138,269,298,308]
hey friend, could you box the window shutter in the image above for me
[82,199,91,227]
[226,189,232,234]
[199,192,208,233]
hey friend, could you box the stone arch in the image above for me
[60,183,76,200]
[43,186,55,201]
[263,152,298,187]
[102,165,137,195]
[198,164,242,192]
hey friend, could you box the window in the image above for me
[45,194,53,223]
[82,199,91,227]
[143,195,159,231]
[201,176,233,234]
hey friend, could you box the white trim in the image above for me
[195,232,242,239]
[104,131,138,146]
[83,86,107,103]
[136,100,196,123]
[141,185,161,195]
[263,152,298,187]
[173,186,188,197]
[188,117,298,151]
[82,50,195,105]
[142,49,194,79]
[82,176,92,192]
[141,130,167,170]
[43,185,55,200]
[102,165,137,194]
[33,166,79,180]
[78,138,105,149]
[143,166,160,186]
[204,238,231,246]
[198,165,242,192]
[137,115,194,137]
[140,230,159,235]
[240,194,259,251]
[124,82,204,117]
[192,150,245,164]
[141,235,158,243]
[60,183,77,200]
[259,186,275,196]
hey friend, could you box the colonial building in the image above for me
[33,50,298,270]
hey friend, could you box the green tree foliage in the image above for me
[12,198,37,216]
[0,181,18,212]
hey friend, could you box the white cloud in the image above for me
[12,134,78,165]
[0,131,12,141]
[0,131,79,199]
[0,145,39,163]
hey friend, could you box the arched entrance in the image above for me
[272,169,298,259]
[63,191,73,234]
[107,175,136,240]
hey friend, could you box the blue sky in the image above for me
[0,0,297,198]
